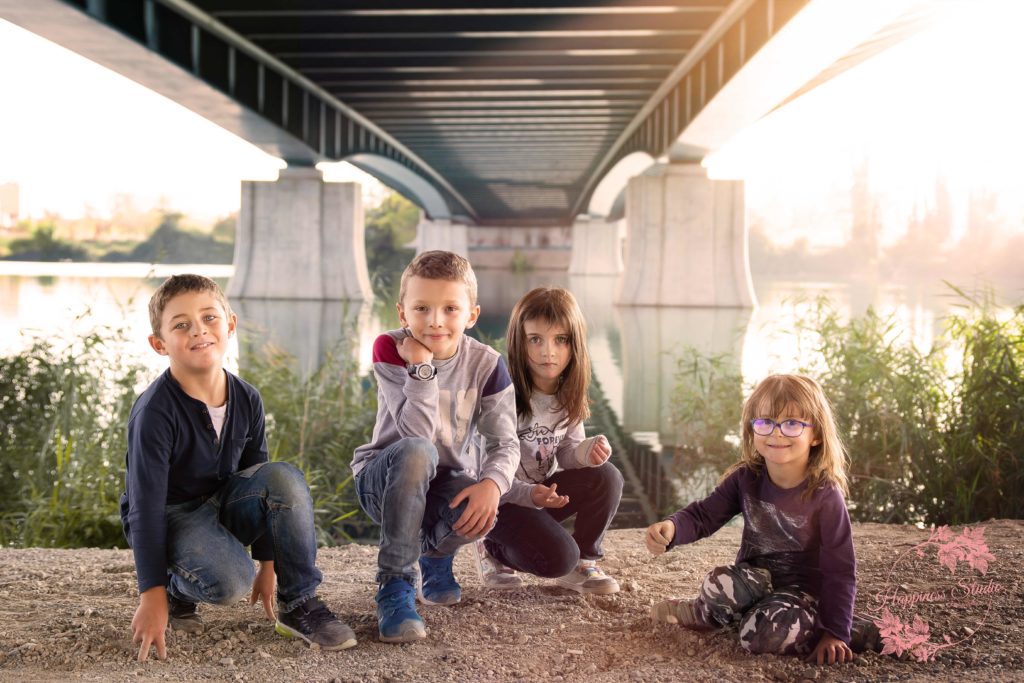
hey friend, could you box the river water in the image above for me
[1,260,1008,449]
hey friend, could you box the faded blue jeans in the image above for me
[355,437,477,584]
[164,461,322,613]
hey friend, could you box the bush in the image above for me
[669,289,1024,525]
[0,322,378,548]
[0,320,145,547]
[3,223,90,261]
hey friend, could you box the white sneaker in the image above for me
[554,560,619,595]
[472,539,523,589]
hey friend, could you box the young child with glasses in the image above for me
[645,374,878,665]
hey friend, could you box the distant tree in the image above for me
[365,192,420,296]
[3,222,90,261]
[101,211,233,264]
[211,213,236,242]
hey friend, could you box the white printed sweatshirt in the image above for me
[503,392,602,508]
[352,329,520,495]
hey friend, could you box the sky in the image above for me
[2,2,1024,242]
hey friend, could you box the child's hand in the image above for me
[450,478,500,538]
[531,482,570,508]
[807,633,854,665]
[396,334,433,365]
[131,587,169,662]
[249,560,276,621]
[588,435,611,465]
[645,519,676,555]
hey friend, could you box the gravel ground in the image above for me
[1,521,1022,683]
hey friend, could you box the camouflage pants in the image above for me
[696,563,819,656]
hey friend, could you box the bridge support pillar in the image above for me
[616,163,756,307]
[228,166,372,301]
[568,215,623,275]
[416,216,468,257]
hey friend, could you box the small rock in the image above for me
[585,664,598,674]
[567,649,583,656]
[516,634,531,645]
[624,580,640,592]
[685,647,697,657]
[258,649,271,658]
[219,657,235,667]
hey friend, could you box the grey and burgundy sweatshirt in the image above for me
[667,465,857,643]
[351,329,520,494]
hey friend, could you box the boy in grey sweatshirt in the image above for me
[352,251,520,643]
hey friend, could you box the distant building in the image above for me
[0,182,19,229]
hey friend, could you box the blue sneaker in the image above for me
[417,554,462,605]
[376,578,426,643]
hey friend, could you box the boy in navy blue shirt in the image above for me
[120,274,354,661]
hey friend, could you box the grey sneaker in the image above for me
[651,597,717,631]
[167,593,204,634]
[472,540,523,589]
[554,560,619,595]
[275,597,357,650]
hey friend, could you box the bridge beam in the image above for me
[617,163,756,308]
[228,167,372,301]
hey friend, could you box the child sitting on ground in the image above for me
[351,251,520,643]
[121,274,354,662]
[474,287,623,595]
[645,374,878,665]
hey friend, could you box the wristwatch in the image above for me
[408,363,437,381]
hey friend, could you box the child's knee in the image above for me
[600,462,624,495]
[699,564,772,612]
[203,563,256,605]
[393,437,439,478]
[261,462,310,502]
[737,593,817,655]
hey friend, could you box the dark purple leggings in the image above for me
[483,463,623,577]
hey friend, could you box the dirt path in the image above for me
[1,521,1022,683]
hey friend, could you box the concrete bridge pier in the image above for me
[415,216,469,257]
[616,163,756,308]
[227,166,372,301]
[568,215,623,276]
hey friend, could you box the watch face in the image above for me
[415,364,435,380]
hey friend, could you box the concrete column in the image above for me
[618,305,752,440]
[415,215,468,257]
[616,163,756,307]
[228,166,372,301]
[568,215,623,276]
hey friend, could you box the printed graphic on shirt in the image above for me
[437,388,478,449]
[518,422,562,482]
[741,494,809,555]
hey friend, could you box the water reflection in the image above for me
[617,305,751,440]
[234,298,377,378]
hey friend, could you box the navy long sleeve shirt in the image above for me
[668,465,857,643]
[120,369,272,593]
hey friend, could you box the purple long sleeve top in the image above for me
[667,465,857,643]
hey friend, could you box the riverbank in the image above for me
[1,521,1022,682]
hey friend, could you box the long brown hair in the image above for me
[723,374,849,498]
[506,287,591,427]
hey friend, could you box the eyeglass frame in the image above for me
[749,418,814,438]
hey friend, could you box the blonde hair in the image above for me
[724,374,849,497]
[506,287,591,427]
[148,274,231,337]
[398,250,478,305]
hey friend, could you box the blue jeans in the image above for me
[164,461,322,613]
[355,437,477,584]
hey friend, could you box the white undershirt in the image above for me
[207,402,227,440]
